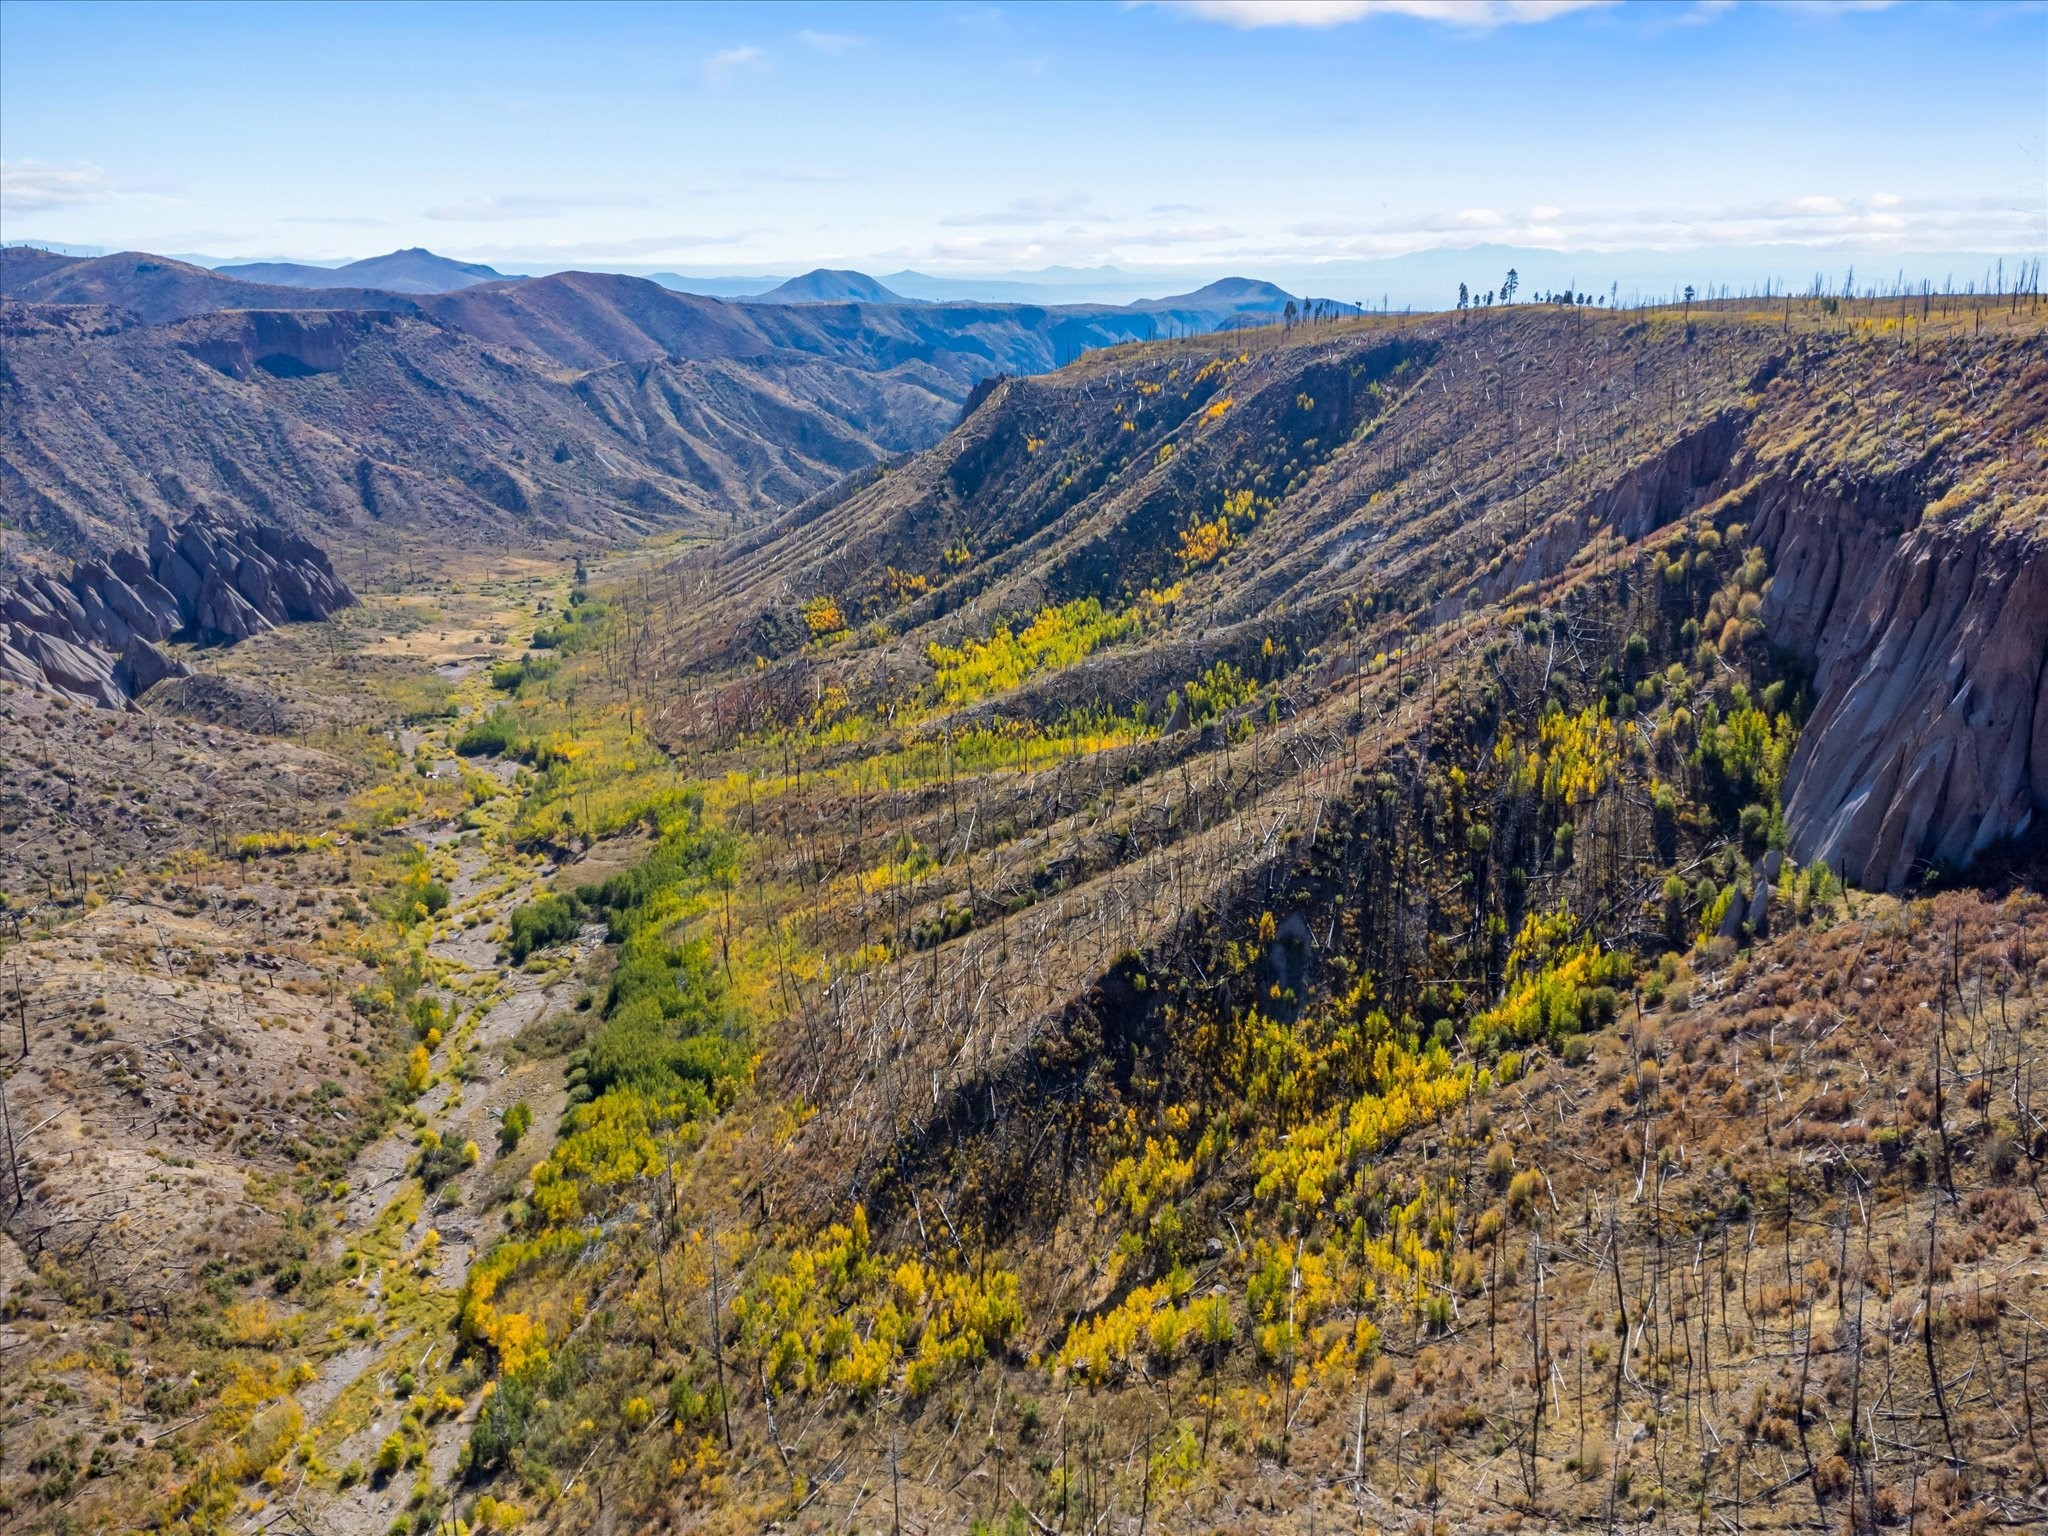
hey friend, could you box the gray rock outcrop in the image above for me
[0,513,355,709]
[1753,481,2048,892]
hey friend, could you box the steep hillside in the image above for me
[0,258,1324,565]
[407,295,2042,1533]
[0,292,962,562]
[659,303,2046,890]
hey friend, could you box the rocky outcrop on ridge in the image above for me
[142,516,356,642]
[0,515,354,708]
[179,307,394,379]
[1755,488,2048,891]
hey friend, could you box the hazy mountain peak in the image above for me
[752,268,918,305]
[213,247,516,295]
[1168,275,1294,304]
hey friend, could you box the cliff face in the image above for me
[1469,411,1745,609]
[1755,482,2048,890]
[0,515,354,709]
[179,308,393,379]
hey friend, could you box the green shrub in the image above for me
[465,1370,537,1471]
[566,818,754,1107]
[581,990,745,1102]
[417,1141,467,1193]
[455,707,523,758]
[505,893,580,962]
[490,653,560,692]
[1738,801,1772,852]
[499,1099,533,1152]
[531,596,611,653]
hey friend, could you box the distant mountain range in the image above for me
[8,240,2035,311]
[211,247,517,295]
[35,234,1991,573]
[0,246,1353,564]
[671,266,1357,319]
[625,246,2048,309]
[2,242,1356,319]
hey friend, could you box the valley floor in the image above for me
[0,547,624,1533]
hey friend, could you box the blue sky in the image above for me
[2,0,2042,281]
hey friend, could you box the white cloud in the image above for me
[702,45,769,83]
[1452,207,1507,228]
[1,159,116,213]
[1530,203,1563,222]
[797,29,865,51]
[1156,1,1610,31]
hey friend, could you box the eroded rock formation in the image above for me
[1753,484,2048,891]
[0,515,354,708]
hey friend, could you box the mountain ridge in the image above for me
[0,252,1361,565]
[212,246,518,294]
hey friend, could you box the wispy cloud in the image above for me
[947,5,1014,38]
[449,230,765,263]
[1,159,117,213]
[280,214,396,227]
[797,29,865,52]
[1273,189,2042,257]
[702,45,769,84]
[917,220,1247,267]
[1156,1,1611,31]
[941,193,1105,228]
[424,192,652,223]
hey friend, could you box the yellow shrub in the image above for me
[233,829,333,860]
[801,596,847,637]
[732,1205,1021,1401]
[405,1044,432,1096]
[926,598,1138,705]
